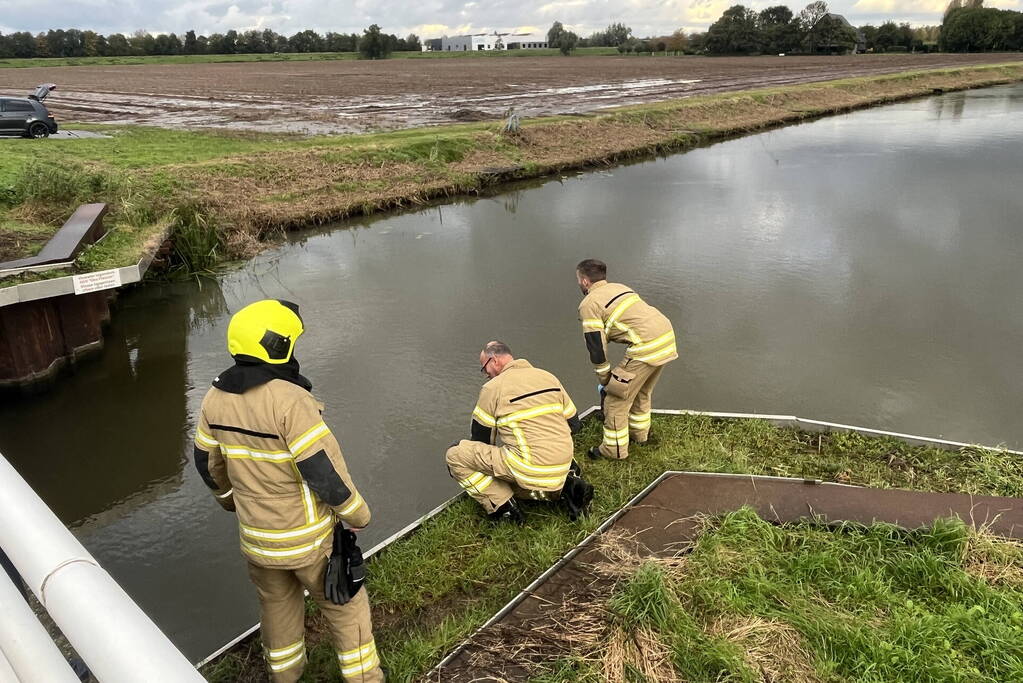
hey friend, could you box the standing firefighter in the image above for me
[576,259,677,460]
[193,300,383,683]
[446,341,594,523]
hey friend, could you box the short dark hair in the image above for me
[483,340,513,358]
[576,259,607,281]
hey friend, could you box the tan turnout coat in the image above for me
[194,379,370,569]
[578,280,677,384]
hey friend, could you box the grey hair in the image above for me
[483,340,513,358]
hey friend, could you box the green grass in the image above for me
[548,508,1023,682]
[201,414,1022,681]
[0,47,620,69]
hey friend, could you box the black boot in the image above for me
[489,498,525,525]
[561,474,595,521]
[587,446,602,460]
[569,459,582,477]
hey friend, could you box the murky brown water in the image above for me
[1,84,1021,662]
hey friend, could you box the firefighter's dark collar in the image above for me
[213,355,313,394]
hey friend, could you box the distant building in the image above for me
[437,31,548,52]
[423,38,443,52]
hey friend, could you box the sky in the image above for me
[1,0,1020,38]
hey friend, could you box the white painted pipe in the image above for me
[0,568,79,682]
[0,453,203,682]
[0,647,20,683]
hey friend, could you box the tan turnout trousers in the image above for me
[598,358,664,460]
[446,358,577,514]
[248,556,382,682]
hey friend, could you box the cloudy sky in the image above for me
[1,0,1020,38]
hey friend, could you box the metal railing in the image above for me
[0,452,203,682]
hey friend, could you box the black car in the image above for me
[0,84,58,138]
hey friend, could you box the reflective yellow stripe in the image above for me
[563,400,577,418]
[631,343,678,364]
[339,492,364,516]
[504,450,570,488]
[268,650,305,672]
[216,488,234,499]
[240,515,332,541]
[339,640,376,663]
[222,445,292,462]
[288,422,330,457]
[496,403,564,426]
[605,294,640,331]
[340,653,380,677]
[195,429,219,447]
[267,640,305,660]
[581,318,604,330]
[338,640,380,676]
[472,406,497,427]
[240,529,331,559]
[628,330,675,354]
[594,363,611,374]
[504,451,572,475]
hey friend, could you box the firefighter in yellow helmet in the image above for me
[575,259,678,460]
[193,300,383,682]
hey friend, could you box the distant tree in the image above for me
[874,21,901,50]
[590,22,632,47]
[239,30,265,53]
[758,5,801,53]
[665,29,689,54]
[183,30,198,54]
[706,5,760,54]
[358,24,391,59]
[547,21,565,45]
[107,33,129,55]
[403,33,422,51]
[289,30,324,53]
[196,34,210,54]
[554,30,579,55]
[800,1,830,52]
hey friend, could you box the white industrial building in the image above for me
[435,31,548,51]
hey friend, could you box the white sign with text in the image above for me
[72,268,123,295]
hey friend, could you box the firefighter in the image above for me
[445,341,593,523]
[193,299,382,683]
[575,259,677,460]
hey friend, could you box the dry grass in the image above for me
[708,617,822,683]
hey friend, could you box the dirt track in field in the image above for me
[1,53,1020,135]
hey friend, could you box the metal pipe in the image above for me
[0,646,21,683]
[0,568,79,682]
[0,453,203,682]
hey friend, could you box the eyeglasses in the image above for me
[479,357,494,375]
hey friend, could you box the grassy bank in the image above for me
[2,62,1022,275]
[536,509,1023,681]
[0,47,619,69]
[201,414,1021,681]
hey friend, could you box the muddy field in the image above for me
[1,53,1021,134]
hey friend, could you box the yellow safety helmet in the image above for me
[227,299,304,364]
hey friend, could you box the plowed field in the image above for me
[1,53,1020,134]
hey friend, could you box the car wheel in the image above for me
[28,122,50,139]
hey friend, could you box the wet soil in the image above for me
[431,473,1023,681]
[1,54,1019,135]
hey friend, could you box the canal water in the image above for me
[1,84,1021,663]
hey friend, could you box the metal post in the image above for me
[0,568,79,682]
[0,452,203,682]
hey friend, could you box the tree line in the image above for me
[0,25,419,59]
[549,0,1018,56]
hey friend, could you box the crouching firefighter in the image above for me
[446,341,594,523]
[193,300,383,683]
[576,259,678,460]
